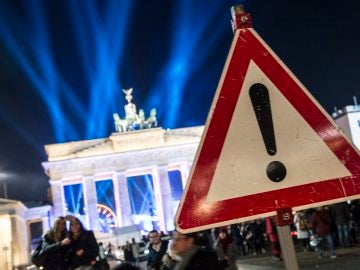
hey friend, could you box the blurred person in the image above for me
[311,206,337,259]
[331,202,351,247]
[142,234,150,244]
[254,219,266,254]
[214,227,238,270]
[349,200,360,244]
[98,242,106,259]
[98,242,110,270]
[131,238,140,265]
[32,216,71,270]
[124,241,135,264]
[265,217,281,261]
[239,223,251,255]
[147,230,169,270]
[196,230,213,250]
[106,242,114,257]
[67,216,100,269]
[230,224,245,256]
[161,231,223,270]
[293,210,310,252]
[243,220,265,255]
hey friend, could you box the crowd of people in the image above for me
[32,200,360,270]
[292,201,360,259]
[142,200,360,268]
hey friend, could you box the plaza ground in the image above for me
[237,244,360,270]
[108,243,360,270]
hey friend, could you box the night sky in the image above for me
[0,0,359,202]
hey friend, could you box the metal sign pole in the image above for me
[276,208,299,270]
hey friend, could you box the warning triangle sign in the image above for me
[175,28,360,233]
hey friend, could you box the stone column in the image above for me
[0,214,13,270]
[42,216,50,233]
[82,175,100,231]
[180,162,192,188]
[49,180,65,218]
[153,165,173,232]
[11,214,28,268]
[114,172,132,226]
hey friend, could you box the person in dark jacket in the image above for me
[311,206,337,259]
[161,231,223,270]
[67,216,100,269]
[40,216,72,270]
[214,227,238,270]
[146,230,169,270]
[331,202,351,247]
[124,241,135,264]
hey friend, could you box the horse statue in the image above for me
[145,108,157,129]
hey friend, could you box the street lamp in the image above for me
[0,172,10,199]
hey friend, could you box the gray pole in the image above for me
[277,225,300,270]
[3,181,8,198]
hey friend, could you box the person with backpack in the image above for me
[294,210,310,252]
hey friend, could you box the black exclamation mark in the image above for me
[249,83,286,182]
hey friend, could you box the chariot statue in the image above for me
[113,88,157,133]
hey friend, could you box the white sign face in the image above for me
[206,61,351,203]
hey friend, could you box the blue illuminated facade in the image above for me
[168,170,183,201]
[61,169,185,233]
[95,180,116,232]
[64,183,85,215]
[127,174,157,231]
